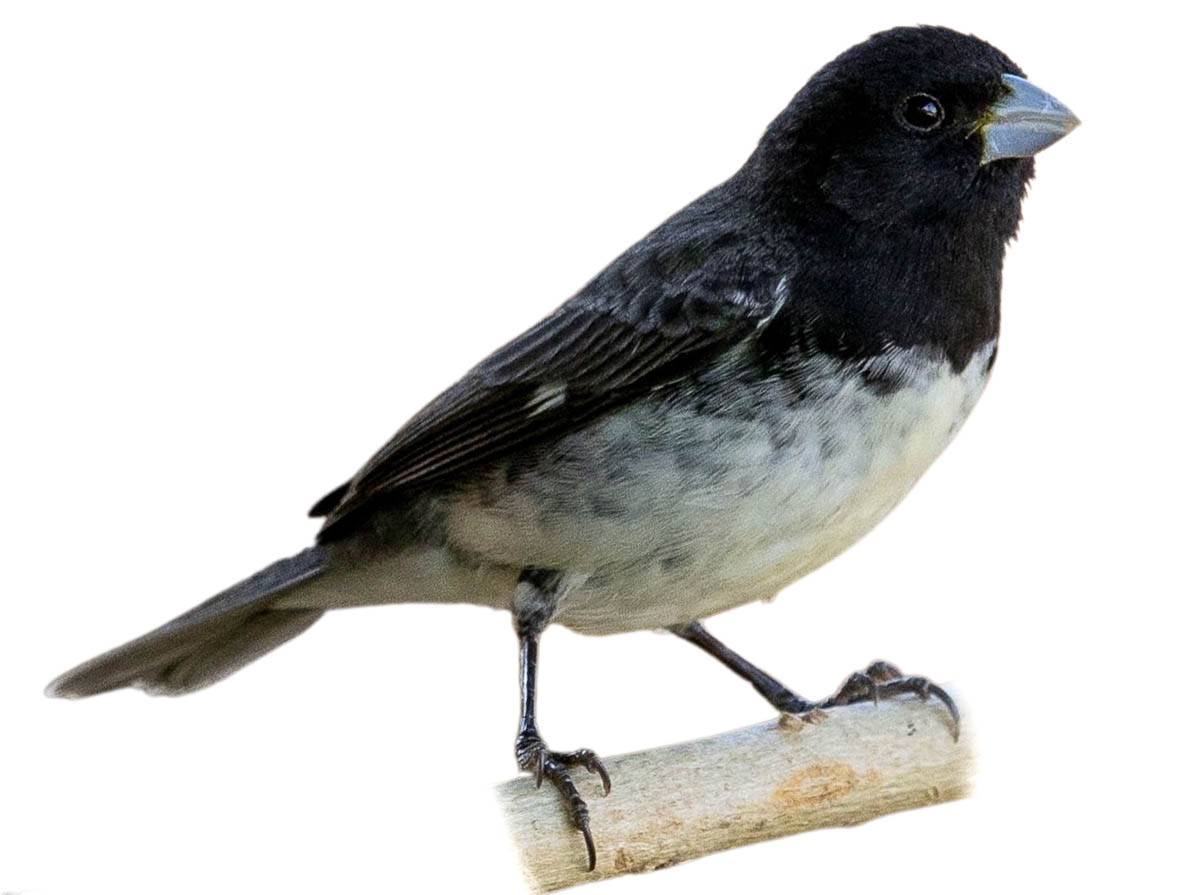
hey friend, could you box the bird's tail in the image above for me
[46,547,329,699]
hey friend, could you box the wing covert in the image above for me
[313,232,788,536]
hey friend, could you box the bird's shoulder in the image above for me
[564,195,791,337]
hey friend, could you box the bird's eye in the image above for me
[899,94,945,132]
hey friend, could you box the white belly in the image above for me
[285,343,995,632]
[444,342,996,634]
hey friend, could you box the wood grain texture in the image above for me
[498,694,971,892]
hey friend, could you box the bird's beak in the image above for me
[980,74,1080,164]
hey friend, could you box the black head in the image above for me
[747,27,1076,238]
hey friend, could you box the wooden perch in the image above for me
[497,694,971,892]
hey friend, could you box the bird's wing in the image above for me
[313,233,788,536]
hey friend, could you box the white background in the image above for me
[2,2,1190,893]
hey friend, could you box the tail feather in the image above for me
[141,608,323,695]
[47,547,328,699]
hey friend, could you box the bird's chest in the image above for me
[705,345,995,596]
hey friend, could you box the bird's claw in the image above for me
[819,660,961,741]
[516,732,611,871]
[568,747,613,796]
[822,670,882,707]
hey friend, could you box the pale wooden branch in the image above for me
[497,694,971,892]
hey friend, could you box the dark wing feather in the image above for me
[313,226,787,537]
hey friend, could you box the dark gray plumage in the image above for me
[48,548,326,697]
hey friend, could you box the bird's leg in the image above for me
[670,622,959,740]
[670,621,815,714]
[513,570,611,873]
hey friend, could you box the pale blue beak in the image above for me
[980,74,1080,164]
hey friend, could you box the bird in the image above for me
[47,25,1078,871]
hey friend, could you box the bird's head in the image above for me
[749,26,1078,236]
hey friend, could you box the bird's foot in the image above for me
[812,660,960,741]
[515,730,611,871]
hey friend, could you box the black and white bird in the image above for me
[48,26,1078,870]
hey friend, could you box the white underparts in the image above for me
[279,342,995,636]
